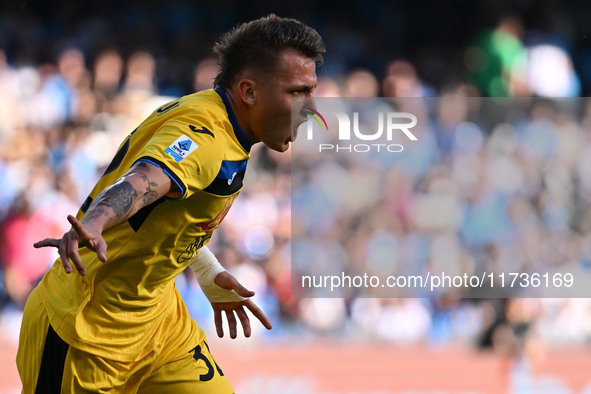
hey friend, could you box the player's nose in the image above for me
[303,95,317,113]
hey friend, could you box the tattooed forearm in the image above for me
[93,181,138,218]
[82,207,110,223]
[78,162,170,232]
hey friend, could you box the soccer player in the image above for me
[17,14,324,393]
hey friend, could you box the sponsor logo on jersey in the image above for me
[195,194,237,232]
[227,171,237,185]
[177,234,211,264]
[165,136,198,162]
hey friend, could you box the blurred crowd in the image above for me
[1,2,591,381]
[290,90,591,359]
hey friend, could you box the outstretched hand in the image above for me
[34,215,107,275]
[211,271,273,339]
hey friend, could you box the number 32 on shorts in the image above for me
[190,341,224,382]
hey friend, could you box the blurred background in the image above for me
[1,0,591,392]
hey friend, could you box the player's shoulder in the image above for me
[145,89,247,161]
[181,89,226,118]
[147,90,220,139]
[151,89,224,120]
[179,90,232,138]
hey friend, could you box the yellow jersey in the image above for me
[37,88,251,362]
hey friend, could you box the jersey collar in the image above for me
[215,88,252,152]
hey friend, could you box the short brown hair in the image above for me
[213,14,325,89]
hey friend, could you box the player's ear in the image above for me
[237,79,257,105]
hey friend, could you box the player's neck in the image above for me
[223,88,259,146]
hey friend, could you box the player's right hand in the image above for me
[34,214,108,276]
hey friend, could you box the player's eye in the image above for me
[292,88,313,96]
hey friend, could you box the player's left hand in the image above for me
[211,271,273,339]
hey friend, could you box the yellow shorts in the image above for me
[17,288,234,393]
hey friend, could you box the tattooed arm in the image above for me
[80,161,176,233]
[34,161,178,275]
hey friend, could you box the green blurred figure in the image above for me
[465,16,529,97]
